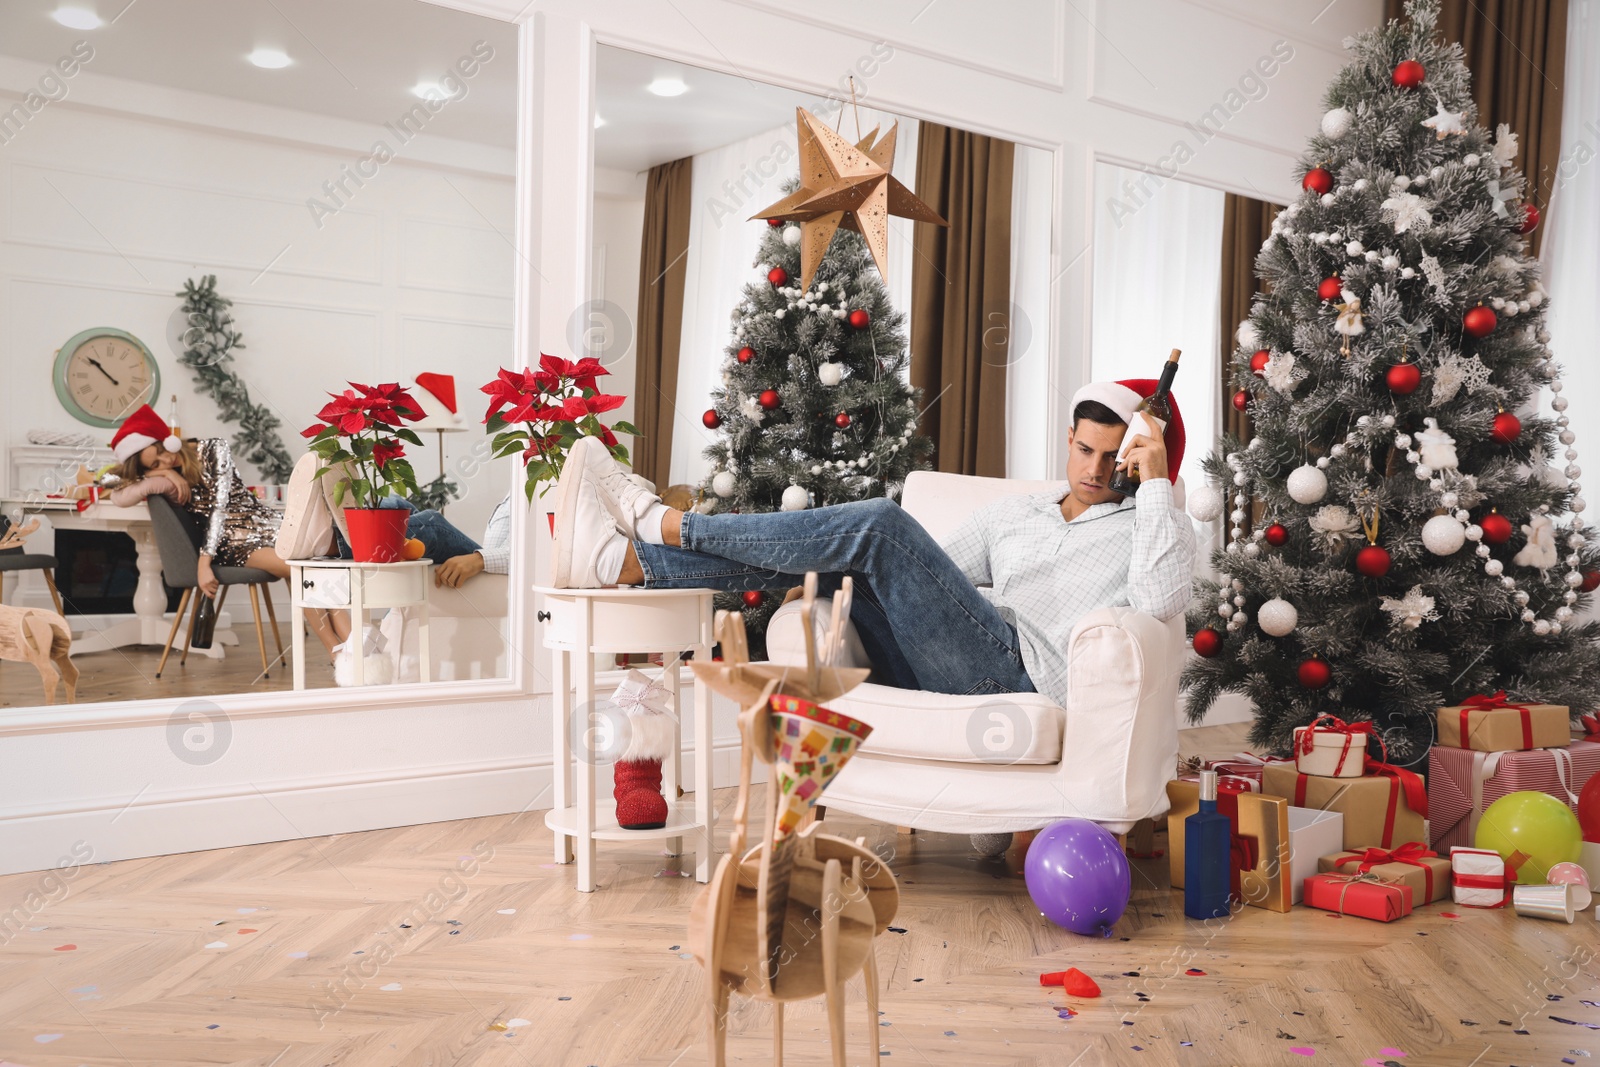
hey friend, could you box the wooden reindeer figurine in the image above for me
[687,575,898,1067]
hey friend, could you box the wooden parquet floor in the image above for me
[2,722,1596,1067]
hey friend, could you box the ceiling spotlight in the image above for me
[51,6,102,29]
[593,114,606,129]
[412,81,446,100]
[645,77,688,97]
[248,48,293,69]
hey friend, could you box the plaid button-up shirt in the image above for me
[937,478,1196,706]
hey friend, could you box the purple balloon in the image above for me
[1024,818,1132,937]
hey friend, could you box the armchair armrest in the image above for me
[764,595,869,668]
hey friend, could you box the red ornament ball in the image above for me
[1249,349,1271,376]
[767,266,788,286]
[737,346,755,363]
[1491,410,1522,444]
[834,411,852,428]
[1386,362,1422,395]
[1356,544,1392,578]
[1463,305,1498,338]
[1581,570,1600,593]
[1481,512,1513,544]
[1192,629,1223,658]
[766,217,783,228]
[1264,523,1289,547]
[1392,59,1426,88]
[1302,167,1334,195]
[1518,202,1541,234]
[702,408,721,430]
[848,308,871,330]
[741,590,765,608]
[1297,658,1332,689]
[1232,389,1251,412]
[1317,276,1343,301]
[758,389,781,410]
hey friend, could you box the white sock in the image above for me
[636,501,671,545]
[596,530,629,585]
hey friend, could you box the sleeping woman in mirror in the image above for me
[105,404,350,656]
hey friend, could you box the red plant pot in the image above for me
[344,507,409,562]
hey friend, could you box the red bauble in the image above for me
[1302,167,1333,195]
[737,346,755,363]
[1386,362,1421,395]
[742,590,764,608]
[1581,570,1600,593]
[1249,349,1271,376]
[767,267,788,286]
[766,217,783,228]
[1264,523,1289,547]
[702,409,721,429]
[1392,59,1426,88]
[1317,276,1343,301]
[1356,544,1392,578]
[1192,629,1223,658]
[848,308,871,329]
[758,389,781,409]
[834,411,851,428]
[1491,410,1522,444]
[1518,202,1541,234]
[1297,658,1331,689]
[1481,511,1513,544]
[1232,389,1251,412]
[1463,305,1497,338]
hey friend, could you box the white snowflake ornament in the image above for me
[1421,95,1467,140]
[1430,353,1492,404]
[739,394,765,424]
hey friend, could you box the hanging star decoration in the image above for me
[751,108,947,292]
[1421,94,1467,140]
[1381,190,1433,234]
[1430,352,1492,404]
[1492,122,1519,169]
[1485,179,1517,219]
[1380,585,1440,630]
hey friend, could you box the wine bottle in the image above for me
[1183,770,1232,920]
[1108,348,1181,497]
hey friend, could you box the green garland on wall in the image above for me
[176,275,296,484]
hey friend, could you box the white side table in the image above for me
[534,585,717,892]
[290,559,433,689]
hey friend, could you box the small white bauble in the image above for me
[1365,250,1380,262]
[1515,590,1530,605]
[1440,491,1458,508]
[1484,558,1504,577]
[1430,166,1444,179]
[1523,609,1537,622]
[1234,472,1250,487]
[810,465,822,475]
[1415,464,1433,480]
[1286,464,1328,504]
[1400,267,1416,279]
[1551,622,1563,635]
[1422,514,1466,555]
[1347,239,1365,256]
[712,471,738,498]
[1354,178,1370,192]
[1534,619,1552,636]
[1464,153,1480,167]
[1393,175,1411,191]
[1237,319,1260,350]
[1412,173,1427,186]
[817,362,845,386]
[1382,255,1399,271]
[782,225,801,247]
[1258,598,1299,637]
[817,281,829,292]
[1476,544,1492,559]
[1465,523,1483,541]
[1322,193,1336,207]
[774,309,786,319]
[1230,509,1246,525]
[1321,106,1353,139]
[1244,543,1261,558]
[780,484,810,511]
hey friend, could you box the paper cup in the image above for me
[1511,882,1580,923]
[1547,861,1591,891]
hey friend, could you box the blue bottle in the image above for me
[1184,770,1233,920]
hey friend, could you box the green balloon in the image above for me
[1474,790,1583,884]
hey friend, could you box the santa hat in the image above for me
[1068,379,1185,482]
[410,372,462,429]
[110,404,183,462]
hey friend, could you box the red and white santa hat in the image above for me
[1069,379,1185,482]
[110,404,183,462]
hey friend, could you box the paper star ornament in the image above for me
[1421,95,1467,139]
[751,108,947,291]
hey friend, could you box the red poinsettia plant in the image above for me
[483,354,636,501]
[302,382,424,509]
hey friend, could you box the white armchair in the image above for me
[763,470,1185,836]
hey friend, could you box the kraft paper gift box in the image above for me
[1317,843,1452,904]
[1287,806,1345,904]
[1449,846,1514,908]
[1437,692,1570,752]
[1427,739,1600,854]
[1236,793,1292,913]
[1261,761,1427,852]
[1166,775,1259,892]
[1303,872,1413,922]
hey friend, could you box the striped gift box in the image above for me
[1428,739,1600,854]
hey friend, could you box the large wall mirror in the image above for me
[0,0,517,710]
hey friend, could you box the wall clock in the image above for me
[53,328,161,428]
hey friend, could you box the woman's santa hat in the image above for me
[111,404,183,461]
[1068,379,1185,482]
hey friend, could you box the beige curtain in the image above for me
[632,157,693,491]
[909,123,1015,478]
[1385,0,1567,255]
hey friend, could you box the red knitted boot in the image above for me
[613,758,668,830]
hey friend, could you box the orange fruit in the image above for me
[400,537,426,560]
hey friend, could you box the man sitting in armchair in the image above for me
[548,380,1196,699]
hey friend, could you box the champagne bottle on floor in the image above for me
[1108,348,1181,497]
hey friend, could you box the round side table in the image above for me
[534,585,717,892]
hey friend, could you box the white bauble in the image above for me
[817,361,845,386]
[711,471,737,498]
[1237,319,1260,350]
[782,225,801,247]
[1321,106,1353,140]
[1258,598,1299,637]
[1421,514,1466,555]
[780,484,810,512]
[1286,464,1328,504]
[1187,484,1225,522]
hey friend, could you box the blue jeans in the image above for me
[334,498,482,561]
[632,497,1035,696]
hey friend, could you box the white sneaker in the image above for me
[573,436,661,537]
[552,467,623,588]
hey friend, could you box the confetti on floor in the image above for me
[35,1034,63,1043]
[1288,1048,1316,1056]
[205,941,226,949]
[569,934,592,941]
[237,907,258,914]
[1185,968,1206,976]
[53,944,75,951]
[206,1024,219,1030]
[1552,1017,1600,1030]
[507,1018,530,1028]
[888,926,907,933]
[498,909,516,915]
[380,983,401,991]
[287,952,308,959]
[944,1031,956,1036]
[1440,912,1459,918]
[238,928,257,935]
[489,1022,508,1032]
[558,996,572,1001]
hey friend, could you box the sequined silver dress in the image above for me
[189,438,279,567]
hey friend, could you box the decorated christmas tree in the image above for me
[1182,0,1600,763]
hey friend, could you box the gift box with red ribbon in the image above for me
[1449,845,1515,908]
[1317,842,1452,904]
[1165,776,1259,895]
[1199,752,1282,786]
[1262,756,1428,851]
[1292,715,1376,778]
[1437,691,1569,752]
[1427,739,1600,854]
[1302,871,1413,921]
